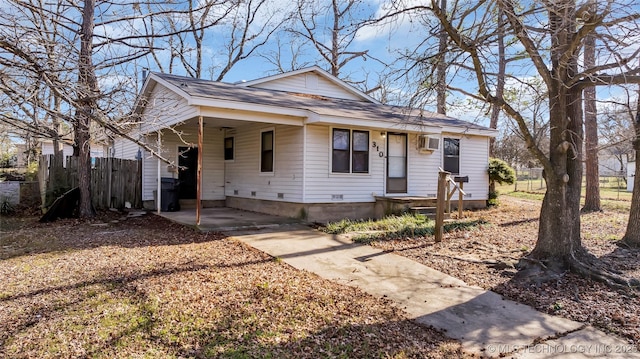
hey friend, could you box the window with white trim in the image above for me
[332,128,369,173]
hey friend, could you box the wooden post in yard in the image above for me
[435,171,449,243]
[458,181,464,219]
[196,116,203,226]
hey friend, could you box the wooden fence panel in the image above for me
[39,155,142,210]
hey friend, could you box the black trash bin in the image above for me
[160,177,180,212]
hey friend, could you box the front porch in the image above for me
[157,206,302,232]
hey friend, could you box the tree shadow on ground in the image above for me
[0,212,224,261]
[599,245,640,274]
[0,252,466,359]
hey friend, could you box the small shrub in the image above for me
[0,197,15,215]
[488,190,499,206]
[25,161,39,181]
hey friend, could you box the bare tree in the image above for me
[599,105,634,175]
[421,0,640,286]
[582,0,600,212]
[489,8,507,156]
[287,0,374,79]
[0,0,199,217]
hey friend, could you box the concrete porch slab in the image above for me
[156,207,302,232]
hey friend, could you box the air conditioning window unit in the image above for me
[418,135,440,151]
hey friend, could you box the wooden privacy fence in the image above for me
[39,155,142,210]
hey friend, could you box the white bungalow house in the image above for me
[112,66,496,222]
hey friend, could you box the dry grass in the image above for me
[0,213,466,358]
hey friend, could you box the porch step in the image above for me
[410,206,450,220]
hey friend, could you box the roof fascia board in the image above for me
[199,107,304,127]
[306,114,443,133]
[191,96,309,118]
[441,127,498,137]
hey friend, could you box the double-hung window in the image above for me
[332,128,369,174]
[443,138,460,174]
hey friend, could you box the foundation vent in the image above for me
[233,190,239,195]
[331,194,344,201]
[465,193,472,198]
[251,191,257,197]
[277,193,284,199]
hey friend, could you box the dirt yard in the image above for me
[0,213,466,358]
[367,195,640,347]
[2,195,638,357]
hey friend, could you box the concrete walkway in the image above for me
[226,224,639,358]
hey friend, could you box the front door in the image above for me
[387,133,407,193]
[178,146,198,199]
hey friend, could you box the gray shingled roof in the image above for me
[152,72,492,132]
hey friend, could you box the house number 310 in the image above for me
[372,141,384,157]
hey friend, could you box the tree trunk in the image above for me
[621,88,640,247]
[489,8,505,157]
[76,0,97,218]
[436,0,447,115]
[582,19,600,212]
[528,2,586,270]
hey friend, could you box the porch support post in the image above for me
[156,130,161,214]
[196,116,203,226]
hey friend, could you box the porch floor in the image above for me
[157,207,302,232]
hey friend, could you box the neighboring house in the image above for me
[40,140,106,164]
[629,161,636,192]
[40,140,75,159]
[628,151,636,192]
[598,152,627,177]
[113,66,496,222]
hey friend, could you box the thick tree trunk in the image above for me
[582,26,600,212]
[527,2,586,270]
[76,0,97,218]
[621,89,640,247]
[529,87,585,269]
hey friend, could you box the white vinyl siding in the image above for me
[406,134,442,197]
[139,84,198,133]
[458,135,490,200]
[112,138,140,159]
[628,161,635,192]
[304,125,385,203]
[247,73,364,101]
[403,134,489,200]
[224,124,303,202]
[141,125,225,201]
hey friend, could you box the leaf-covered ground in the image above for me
[0,213,467,358]
[366,196,640,347]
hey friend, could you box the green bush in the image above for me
[488,158,516,206]
[488,158,516,186]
